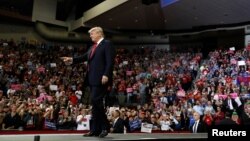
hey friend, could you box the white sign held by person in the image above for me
[50,63,57,67]
[123,61,128,65]
[229,47,235,51]
[141,123,153,133]
[230,58,237,65]
[3,43,8,46]
[234,97,242,107]
[238,61,246,66]
[49,85,58,91]
[159,87,166,93]
[177,90,186,97]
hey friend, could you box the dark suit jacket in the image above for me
[222,98,237,111]
[73,39,115,86]
[112,118,125,133]
[191,121,206,133]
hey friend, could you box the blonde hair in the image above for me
[88,26,104,37]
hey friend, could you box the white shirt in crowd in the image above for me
[193,105,204,116]
[228,99,234,110]
[75,90,83,100]
[76,114,91,130]
[7,88,16,97]
[160,96,168,104]
[55,90,65,100]
[204,106,215,115]
[159,120,172,131]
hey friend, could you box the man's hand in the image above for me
[61,57,73,65]
[110,127,114,133]
[102,75,109,84]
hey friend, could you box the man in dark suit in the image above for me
[222,94,237,117]
[62,27,115,138]
[191,112,206,133]
[110,110,125,133]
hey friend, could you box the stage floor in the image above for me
[0,133,208,141]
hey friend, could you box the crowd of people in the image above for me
[0,39,249,133]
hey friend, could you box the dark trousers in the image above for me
[90,85,108,134]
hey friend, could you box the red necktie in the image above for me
[89,43,97,59]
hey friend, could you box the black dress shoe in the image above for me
[99,130,108,138]
[83,132,98,137]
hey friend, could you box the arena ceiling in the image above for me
[1,0,250,34]
[83,0,250,34]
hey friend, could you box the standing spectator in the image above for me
[75,85,83,103]
[223,94,237,117]
[204,101,215,115]
[149,114,160,130]
[158,113,174,132]
[76,109,91,130]
[117,80,126,106]
[128,111,141,132]
[43,106,56,130]
[57,111,76,130]
[214,106,225,125]
[126,83,133,104]
[203,111,213,127]
[110,110,124,133]
[193,100,204,118]
[68,91,78,106]
[2,104,21,130]
[139,79,147,105]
